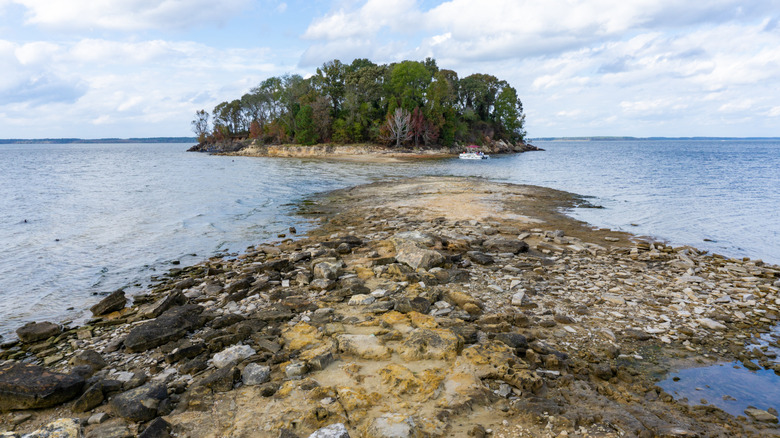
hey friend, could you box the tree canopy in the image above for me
[193,58,527,147]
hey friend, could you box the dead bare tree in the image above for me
[385,107,413,147]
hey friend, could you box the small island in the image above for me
[188,58,541,159]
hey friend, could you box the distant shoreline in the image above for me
[0,137,196,144]
[532,136,780,141]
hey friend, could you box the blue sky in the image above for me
[1,0,779,138]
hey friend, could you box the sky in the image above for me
[1,0,779,139]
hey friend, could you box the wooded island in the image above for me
[191,58,527,150]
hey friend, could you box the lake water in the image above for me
[1,139,779,341]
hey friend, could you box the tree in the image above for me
[295,105,318,145]
[388,61,432,111]
[383,108,413,147]
[494,85,526,141]
[191,110,209,142]
[313,59,347,116]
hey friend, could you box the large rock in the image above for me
[15,321,61,343]
[313,261,343,280]
[0,363,85,410]
[241,363,271,386]
[69,349,107,372]
[394,242,444,271]
[110,382,168,422]
[90,289,127,316]
[124,304,204,353]
[483,237,529,254]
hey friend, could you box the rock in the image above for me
[314,261,343,280]
[285,362,309,379]
[72,382,104,412]
[0,362,85,410]
[396,329,462,361]
[367,413,417,438]
[308,423,350,438]
[211,344,256,368]
[242,363,271,386]
[110,382,168,422]
[697,318,727,331]
[348,294,376,306]
[85,420,134,438]
[623,329,652,341]
[140,290,189,319]
[393,231,437,247]
[90,289,127,316]
[336,334,391,360]
[483,237,529,254]
[69,349,107,372]
[138,417,172,438]
[199,366,240,392]
[466,251,494,265]
[493,333,528,351]
[15,321,61,344]
[124,304,204,353]
[395,242,444,270]
[88,412,110,425]
[745,407,778,423]
[19,418,81,438]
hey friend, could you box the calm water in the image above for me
[1,139,779,341]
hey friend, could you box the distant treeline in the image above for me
[192,58,527,148]
[0,137,197,144]
[532,137,780,141]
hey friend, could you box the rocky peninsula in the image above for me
[2,177,779,438]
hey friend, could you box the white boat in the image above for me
[459,152,489,160]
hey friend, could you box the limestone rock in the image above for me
[90,289,127,316]
[394,242,444,270]
[697,318,727,331]
[309,423,350,438]
[483,237,529,254]
[69,349,107,372]
[211,344,256,368]
[72,383,104,412]
[0,362,85,410]
[110,382,168,422]
[313,261,343,280]
[124,304,204,353]
[745,407,778,423]
[15,321,61,344]
[241,363,271,386]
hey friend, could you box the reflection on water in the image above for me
[658,362,780,417]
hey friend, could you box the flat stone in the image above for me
[15,321,61,344]
[138,417,172,438]
[367,413,417,438]
[745,407,778,423]
[0,362,85,410]
[88,412,110,425]
[124,304,204,353]
[348,294,376,306]
[483,237,529,254]
[90,289,127,316]
[697,318,728,331]
[69,349,107,372]
[72,383,104,412]
[396,329,462,361]
[395,242,444,270]
[211,344,256,368]
[110,382,168,422]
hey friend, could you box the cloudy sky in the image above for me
[1,0,779,138]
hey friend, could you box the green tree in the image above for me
[295,105,317,145]
[494,85,526,141]
[388,61,432,111]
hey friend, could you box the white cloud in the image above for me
[12,0,251,31]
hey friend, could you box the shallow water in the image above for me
[1,139,779,339]
[658,362,780,417]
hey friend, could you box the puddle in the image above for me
[658,362,780,417]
